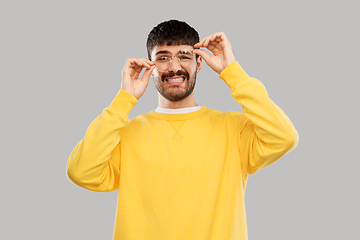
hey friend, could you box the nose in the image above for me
[169,57,182,72]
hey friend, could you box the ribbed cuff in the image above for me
[219,61,250,91]
[108,89,138,116]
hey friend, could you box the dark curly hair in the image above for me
[146,19,200,60]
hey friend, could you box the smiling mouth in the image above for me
[165,77,185,83]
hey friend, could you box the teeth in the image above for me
[167,77,184,83]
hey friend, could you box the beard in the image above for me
[153,68,197,102]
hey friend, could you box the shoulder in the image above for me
[203,107,247,126]
[121,112,153,133]
[204,107,243,118]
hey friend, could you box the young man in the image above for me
[67,20,298,240]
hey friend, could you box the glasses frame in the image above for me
[154,49,196,73]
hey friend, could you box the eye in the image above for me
[156,56,169,61]
[178,54,192,61]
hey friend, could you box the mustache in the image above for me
[161,70,190,82]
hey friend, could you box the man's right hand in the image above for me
[121,58,155,100]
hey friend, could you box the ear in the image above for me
[196,56,202,74]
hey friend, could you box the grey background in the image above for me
[1,0,359,239]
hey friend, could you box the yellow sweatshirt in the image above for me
[67,61,298,240]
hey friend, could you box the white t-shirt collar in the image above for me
[154,106,202,114]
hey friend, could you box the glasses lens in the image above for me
[155,59,169,72]
[155,49,194,72]
[177,50,194,63]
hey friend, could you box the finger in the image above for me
[213,37,222,43]
[196,35,212,48]
[194,34,212,48]
[207,44,217,52]
[141,58,155,67]
[195,39,213,50]
[141,65,156,82]
[197,41,218,55]
[125,58,153,76]
[208,32,228,45]
[209,34,219,42]
[134,58,154,69]
[213,32,228,41]
[192,49,211,64]
[195,32,223,48]
[128,58,153,68]
[132,71,141,80]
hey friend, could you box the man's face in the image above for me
[151,45,202,102]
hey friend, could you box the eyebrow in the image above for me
[155,49,193,56]
[155,50,172,56]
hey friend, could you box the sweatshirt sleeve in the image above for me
[66,89,138,191]
[219,61,299,175]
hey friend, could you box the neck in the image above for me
[158,92,198,109]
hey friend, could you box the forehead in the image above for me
[151,45,193,57]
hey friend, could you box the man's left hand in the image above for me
[193,32,236,74]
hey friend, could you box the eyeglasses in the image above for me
[154,49,195,72]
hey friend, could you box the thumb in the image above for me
[193,49,211,64]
